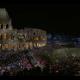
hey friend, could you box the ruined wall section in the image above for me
[0,27,47,51]
[0,8,47,51]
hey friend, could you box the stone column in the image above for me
[3,24,6,29]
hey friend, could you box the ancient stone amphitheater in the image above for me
[0,8,47,52]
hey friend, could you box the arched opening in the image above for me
[0,24,1,29]
[1,24,3,29]
[33,32,36,36]
[6,24,8,29]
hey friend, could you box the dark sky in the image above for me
[0,3,80,35]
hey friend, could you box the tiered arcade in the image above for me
[0,8,47,51]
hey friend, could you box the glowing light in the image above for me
[0,8,47,75]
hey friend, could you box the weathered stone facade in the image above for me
[0,8,47,51]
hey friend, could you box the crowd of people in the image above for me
[15,56,80,76]
[0,47,80,76]
[0,55,80,76]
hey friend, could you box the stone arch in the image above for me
[1,24,3,29]
[6,24,8,29]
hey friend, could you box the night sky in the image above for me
[0,3,80,35]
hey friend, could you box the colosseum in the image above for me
[0,8,47,51]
